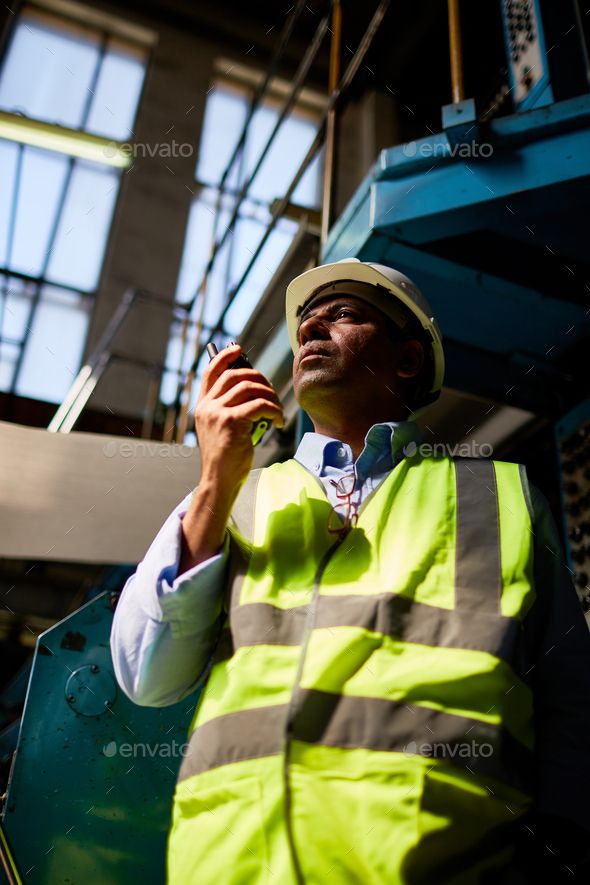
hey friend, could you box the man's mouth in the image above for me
[300,352,327,363]
[298,344,331,364]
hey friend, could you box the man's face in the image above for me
[292,293,416,413]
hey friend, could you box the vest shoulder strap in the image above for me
[228,467,264,545]
[453,457,502,614]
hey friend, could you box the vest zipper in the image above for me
[282,531,348,885]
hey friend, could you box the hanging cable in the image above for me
[320,0,342,248]
[447,0,465,104]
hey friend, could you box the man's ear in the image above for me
[395,339,424,380]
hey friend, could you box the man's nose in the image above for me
[298,312,329,346]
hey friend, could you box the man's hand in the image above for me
[178,344,283,575]
[195,343,283,493]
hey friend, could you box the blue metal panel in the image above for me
[490,93,590,143]
[375,94,590,181]
[2,592,199,885]
[323,95,590,261]
[370,127,590,244]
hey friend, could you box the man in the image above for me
[111,259,590,884]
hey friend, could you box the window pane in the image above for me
[176,189,234,329]
[201,233,232,328]
[245,106,320,207]
[0,340,19,390]
[224,216,297,336]
[0,275,35,342]
[10,147,69,277]
[196,85,248,186]
[16,285,90,402]
[159,368,180,406]
[85,40,146,141]
[189,347,211,410]
[0,140,19,267]
[0,10,101,128]
[293,145,323,209]
[175,188,219,304]
[46,161,119,291]
[163,319,198,378]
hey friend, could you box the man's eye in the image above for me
[335,308,354,319]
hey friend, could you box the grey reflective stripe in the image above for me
[518,462,535,524]
[177,704,287,781]
[228,468,263,545]
[229,601,308,646]
[177,692,533,791]
[223,468,262,615]
[292,690,532,789]
[212,594,520,661]
[454,458,502,614]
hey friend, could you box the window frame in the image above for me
[0,1,152,404]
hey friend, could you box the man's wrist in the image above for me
[178,476,240,572]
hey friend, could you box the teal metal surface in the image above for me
[440,98,478,142]
[2,592,199,884]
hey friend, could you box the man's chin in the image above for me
[293,368,343,406]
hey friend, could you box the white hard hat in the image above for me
[286,258,445,414]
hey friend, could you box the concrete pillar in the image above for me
[333,88,404,219]
[84,25,217,420]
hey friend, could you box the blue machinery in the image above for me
[323,91,590,414]
[2,0,590,881]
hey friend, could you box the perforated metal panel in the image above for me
[556,397,590,627]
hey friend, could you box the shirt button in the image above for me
[337,447,346,458]
[314,463,320,471]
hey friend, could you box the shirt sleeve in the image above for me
[110,490,229,708]
[519,474,590,848]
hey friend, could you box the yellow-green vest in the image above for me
[168,454,536,884]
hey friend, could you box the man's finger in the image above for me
[200,343,242,396]
[208,367,274,401]
[233,399,284,429]
[218,381,282,411]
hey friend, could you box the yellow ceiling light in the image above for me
[0,111,132,168]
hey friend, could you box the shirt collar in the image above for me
[294,420,422,478]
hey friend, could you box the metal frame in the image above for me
[0,9,147,403]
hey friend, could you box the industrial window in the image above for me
[159,66,324,409]
[0,4,148,404]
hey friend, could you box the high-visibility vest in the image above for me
[168,455,536,884]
